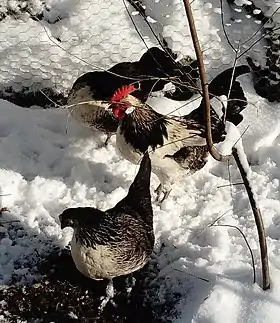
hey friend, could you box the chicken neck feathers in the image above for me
[66,152,153,249]
[119,104,206,155]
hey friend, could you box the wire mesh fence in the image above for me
[0,0,279,106]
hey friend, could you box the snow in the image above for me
[0,0,275,94]
[0,86,280,322]
[0,0,280,322]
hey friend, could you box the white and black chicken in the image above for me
[108,65,250,202]
[59,152,153,308]
[67,46,198,145]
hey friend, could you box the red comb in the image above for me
[111,84,136,103]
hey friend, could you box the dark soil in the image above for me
[0,248,175,323]
[0,86,67,109]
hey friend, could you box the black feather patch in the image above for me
[112,152,153,226]
[120,107,168,153]
[208,65,250,98]
[186,65,250,143]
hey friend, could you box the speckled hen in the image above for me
[59,152,154,307]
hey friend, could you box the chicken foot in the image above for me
[98,278,116,312]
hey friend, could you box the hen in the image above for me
[67,46,198,145]
[109,65,250,202]
[59,152,154,308]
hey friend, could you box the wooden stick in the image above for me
[182,0,270,290]
[232,148,270,290]
[182,0,229,162]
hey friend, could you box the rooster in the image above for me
[67,46,198,145]
[59,152,154,308]
[108,65,250,202]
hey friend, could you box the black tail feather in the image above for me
[208,65,250,99]
[139,47,199,101]
[187,65,250,143]
[226,80,247,125]
[128,152,152,198]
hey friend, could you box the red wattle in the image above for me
[112,107,126,119]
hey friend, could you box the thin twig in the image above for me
[191,208,233,242]
[237,24,280,59]
[223,42,240,124]
[122,0,171,78]
[220,0,237,52]
[124,0,201,91]
[217,182,244,189]
[32,16,172,83]
[174,268,210,282]
[232,125,250,149]
[240,8,279,46]
[227,159,234,198]
[212,224,256,283]
[232,147,270,290]
[40,90,61,108]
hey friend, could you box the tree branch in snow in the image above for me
[174,269,210,283]
[232,148,270,290]
[212,224,256,284]
[182,0,230,162]
[183,0,270,290]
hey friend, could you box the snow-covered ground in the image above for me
[0,80,280,322]
[0,0,280,322]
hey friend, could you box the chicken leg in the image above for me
[98,279,116,312]
[104,133,113,146]
[154,184,171,204]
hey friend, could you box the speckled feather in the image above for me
[67,85,118,134]
[59,152,154,280]
[165,146,209,170]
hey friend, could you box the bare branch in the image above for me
[183,0,270,291]
[32,16,173,83]
[174,268,210,282]
[217,182,244,188]
[125,0,201,91]
[212,224,256,283]
[232,147,270,290]
[220,0,237,52]
[182,0,230,162]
